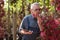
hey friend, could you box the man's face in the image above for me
[31,5,41,18]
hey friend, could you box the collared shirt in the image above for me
[19,14,40,40]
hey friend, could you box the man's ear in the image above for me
[30,9,33,13]
[30,9,31,12]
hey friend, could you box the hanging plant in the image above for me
[10,0,18,5]
[0,0,4,8]
[50,0,55,6]
[50,0,60,6]
[0,0,5,18]
[0,0,5,28]
[56,5,60,11]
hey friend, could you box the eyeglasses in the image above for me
[33,8,41,11]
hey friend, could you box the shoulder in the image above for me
[23,14,31,20]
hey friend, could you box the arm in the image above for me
[19,16,33,35]
[37,16,45,32]
[37,16,48,40]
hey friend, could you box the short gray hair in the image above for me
[30,2,40,9]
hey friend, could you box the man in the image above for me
[19,2,41,40]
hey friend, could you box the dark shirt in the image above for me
[19,14,40,40]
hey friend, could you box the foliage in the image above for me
[2,0,58,37]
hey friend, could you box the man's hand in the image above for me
[37,15,44,31]
[20,30,33,35]
[37,15,42,25]
[26,30,33,34]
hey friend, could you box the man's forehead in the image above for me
[32,5,40,9]
[34,4,40,6]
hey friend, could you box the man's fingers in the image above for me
[27,31,33,34]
